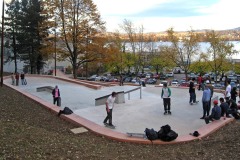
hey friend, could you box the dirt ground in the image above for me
[0,85,240,160]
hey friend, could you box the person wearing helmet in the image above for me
[204,100,222,124]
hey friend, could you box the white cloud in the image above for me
[93,0,240,32]
[93,0,170,16]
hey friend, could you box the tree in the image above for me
[51,0,105,79]
[5,0,48,74]
[203,30,236,80]
[166,28,200,79]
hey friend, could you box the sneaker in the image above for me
[103,122,107,125]
[191,103,193,105]
[168,111,171,114]
[164,111,167,115]
[108,124,114,127]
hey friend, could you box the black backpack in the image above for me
[158,124,171,140]
[145,128,158,141]
[158,124,178,141]
[58,107,73,116]
[165,130,178,141]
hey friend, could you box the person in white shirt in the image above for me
[161,83,172,115]
[103,92,117,126]
[225,80,231,102]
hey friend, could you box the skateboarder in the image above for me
[103,92,117,127]
[161,83,171,115]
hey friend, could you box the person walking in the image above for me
[189,78,198,105]
[161,83,172,115]
[201,85,211,119]
[11,73,15,85]
[103,92,117,126]
[52,85,61,106]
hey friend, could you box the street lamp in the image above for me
[1,0,12,87]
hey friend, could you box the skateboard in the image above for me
[104,123,116,129]
[127,132,147,139]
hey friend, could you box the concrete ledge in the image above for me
[36,86,54,93]
[24,74,102,90]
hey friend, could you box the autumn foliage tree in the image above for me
[44,0,106,78]
[166,28,200,79]
[203,30,236,80]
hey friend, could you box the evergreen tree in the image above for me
[5,0,48,74]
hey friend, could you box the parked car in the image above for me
[146,78,157,84]
[166,72,174,77]
[131,77,140,83]
[179,82,190,87]
[109,77,118,82]
[87,74,98,81]
[153,74,160,79]
[171,79,179,86]
[230,81,237,88]
[145,73,153,78]
[123,77,132,82]
[159,74,167,80]
[159,80,168,87]
[213,83,225,89]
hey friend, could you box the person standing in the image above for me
[15,72,19,86]
[201,85,211,119]
[20,72,25,85]
[11,73,15,85]
[225,80,231,103]
[161,83,172,115]
[52,85,61,106]
[189,78,197,105]
[230,87,237,103]
[197,75,203,91]
[206,80,214,108]
[103,92,117,126]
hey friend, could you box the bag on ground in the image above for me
[58,107,73,116]
[158,124,178,141]
[158,124,171,140]
[231,111,240,119]
[145,128,158,141]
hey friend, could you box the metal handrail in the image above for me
[124,86,142,100]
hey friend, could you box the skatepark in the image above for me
[3,75,234,144]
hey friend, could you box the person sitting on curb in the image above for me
[219,97,230,118]
[205,100,222,124]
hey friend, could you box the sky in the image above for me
[92,0,240,33]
